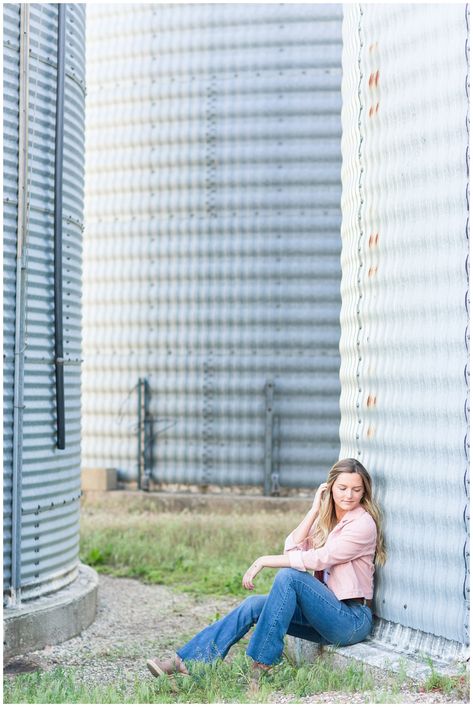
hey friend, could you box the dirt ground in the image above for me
[3,573,469,704]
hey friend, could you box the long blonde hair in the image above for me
[310,458,386,566]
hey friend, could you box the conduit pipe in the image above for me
[54,3,66,449]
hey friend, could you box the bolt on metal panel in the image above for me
[83,3,344,491]
[340,3,469,645]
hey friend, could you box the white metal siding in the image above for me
[3,3,21,591]
[83,4,344,489]
[340,4,469,644]
[3,3,86,601]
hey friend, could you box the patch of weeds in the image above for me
[262,651,374,699]
[419,657,469,700]
[4,667,89,704]
[375,655,411,695]
[84,544,114,566]
[79,511,298,598]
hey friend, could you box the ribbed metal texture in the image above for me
[3,3,85,600]
[83,4,343,488]
[340,4,469,644]
[3,2,21,593]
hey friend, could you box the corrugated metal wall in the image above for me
[83,4,343,489]
[340,4,469,645]
[3,3,86,601]
[3,2,21,595]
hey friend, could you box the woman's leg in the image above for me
[176,594,267,664]
[246,568,372,666]
[286,602,331,643]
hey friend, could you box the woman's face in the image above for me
[331,472,364,517]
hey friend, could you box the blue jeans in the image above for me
[177,568,373,667]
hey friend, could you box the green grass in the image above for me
[5,651,469,706]
[421,657,469,698]
[79,509,302,597]
[3,649,376,704]
[5,507,470,704]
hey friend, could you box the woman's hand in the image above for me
[312,482,328,511]
[242,558,263,590]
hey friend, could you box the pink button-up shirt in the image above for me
[284,505,377,600]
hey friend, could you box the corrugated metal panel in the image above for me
[3,3,85,601]
[340,4,469,644]
[3,2,21,591]
[83,3,344,489]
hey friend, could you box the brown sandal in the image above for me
[253,660,271,672]
[146,656,189,677]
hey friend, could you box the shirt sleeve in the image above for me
[289,518,376,572]
[284,531,311,553]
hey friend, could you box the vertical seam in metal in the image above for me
[463,1,470,643]
[355,3,365,458]
[202,65,217,487]
[11,2,30,606]
[202,355,214,487]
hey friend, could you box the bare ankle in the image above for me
[175,655,189,674]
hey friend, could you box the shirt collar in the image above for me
[336,505,366,526]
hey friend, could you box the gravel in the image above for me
[4,574,468,704]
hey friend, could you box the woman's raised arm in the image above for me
[286,482,328,546]
[242,482,329,591]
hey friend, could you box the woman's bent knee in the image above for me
[242,594,266,621]
[274,568,300,584]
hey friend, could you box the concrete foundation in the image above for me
[3,563,99,661]
[286,633,469,681]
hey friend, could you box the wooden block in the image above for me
[81,467,117,491]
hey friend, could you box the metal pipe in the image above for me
[264,380,274,496]
[10,2,31,607]
[54,3,66,449]
[137,378,151,491]
[137,378,143,490]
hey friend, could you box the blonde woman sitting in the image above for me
[147,458,386,677]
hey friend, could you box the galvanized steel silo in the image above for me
[340,4,469,652]
[3,3,85,604]
[83,4,344,492]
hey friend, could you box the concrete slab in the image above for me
[286,635,469,681]
[3,563,98,662]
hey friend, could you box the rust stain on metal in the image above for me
[366,394,377,408]
[369,71,380,89]
[368,266,378,277]
[368,232,379,248]
[367,425,375,438]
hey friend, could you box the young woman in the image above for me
[146,458,386,677]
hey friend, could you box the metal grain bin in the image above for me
[3,3,85,604]
[340,4,469,651]
[82,4,344,492]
